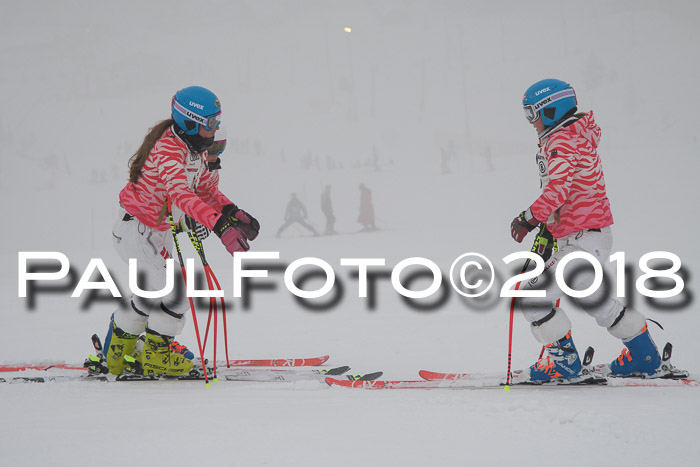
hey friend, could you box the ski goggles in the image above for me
[208,138,227,156]
[522,88,576,123]
[172,99,222,130]
[523,105,540,123]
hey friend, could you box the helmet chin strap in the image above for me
[172,124,215,154]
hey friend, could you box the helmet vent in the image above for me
[543,107,557,121]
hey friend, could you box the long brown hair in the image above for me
[128,119,174,184]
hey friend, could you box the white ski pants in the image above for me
[516,226,625,328]
[110,207,188,337]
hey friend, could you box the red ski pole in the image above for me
[200,267,216,353]
[506,259,531,386]
[188,231,229,373]
[506,224,550,386]
[167,200,210,386]
[206,266,231,367]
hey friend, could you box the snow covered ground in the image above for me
[1,1,699,466]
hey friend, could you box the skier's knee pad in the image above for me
[530,308,572,345]
[607,307,646,341]
[147,302,187,337]
[112,302,149,336]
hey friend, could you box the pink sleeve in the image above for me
[197,170,235,212]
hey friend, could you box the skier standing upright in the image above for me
[104,86,260,376]
[511,79,681,382]
[357,183,376,231]
[321,185,336,235]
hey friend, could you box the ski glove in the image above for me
[510,208,538,243]
[213,214,250,254]
[222,204,260,241]
[176,215,210,240]
[533,224,556,262]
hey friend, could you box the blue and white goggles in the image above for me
[173,100,222,130]
[523,88,576,123]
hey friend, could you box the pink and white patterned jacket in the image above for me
[530,111,614,238]
[119,127,231,231]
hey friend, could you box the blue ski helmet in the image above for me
[522,79,577,127]
[171,86,222,136]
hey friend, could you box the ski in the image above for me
[115,365,365,383]
[326,372,607,389]
[227,369,382,383]
[0,363,88,372]
[418,370,609,384]
[416,346,603,385]
[418,370,472,381]
[592,342,690,380]
[326,375,696,390]
[0,366,383,384]
[414,344,693,388]
[0,355,330,373]
[230,355,329,367]
[0,375,110,383]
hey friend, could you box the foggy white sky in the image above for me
[2,0,698,175]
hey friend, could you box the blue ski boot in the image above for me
[609,324,661,377]
[529,331,582,382]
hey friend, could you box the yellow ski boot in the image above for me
[140,329,195,376]
[103,317,139,375]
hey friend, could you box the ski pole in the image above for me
[505,224,547,386]
[188,230,230,370]
[187,231,217,378]
[202,300,214,353]
[506,259,531,386]
[207,268,230,367]
[167,200,210,386]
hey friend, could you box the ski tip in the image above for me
[345,371,384,381]
[323,365,351,376]
[273,355,329,367]
[325,377,357,387]
[357,371,383,381]
[418,370,470,381]
[326,377,386,389]
[419,370,452,380]
[325,376,340,387]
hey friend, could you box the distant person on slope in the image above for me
[357,183,376,231]
[511,79,686,382]
[276,193,319,237]
[104,87,259,377]
[321,185,336,235]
